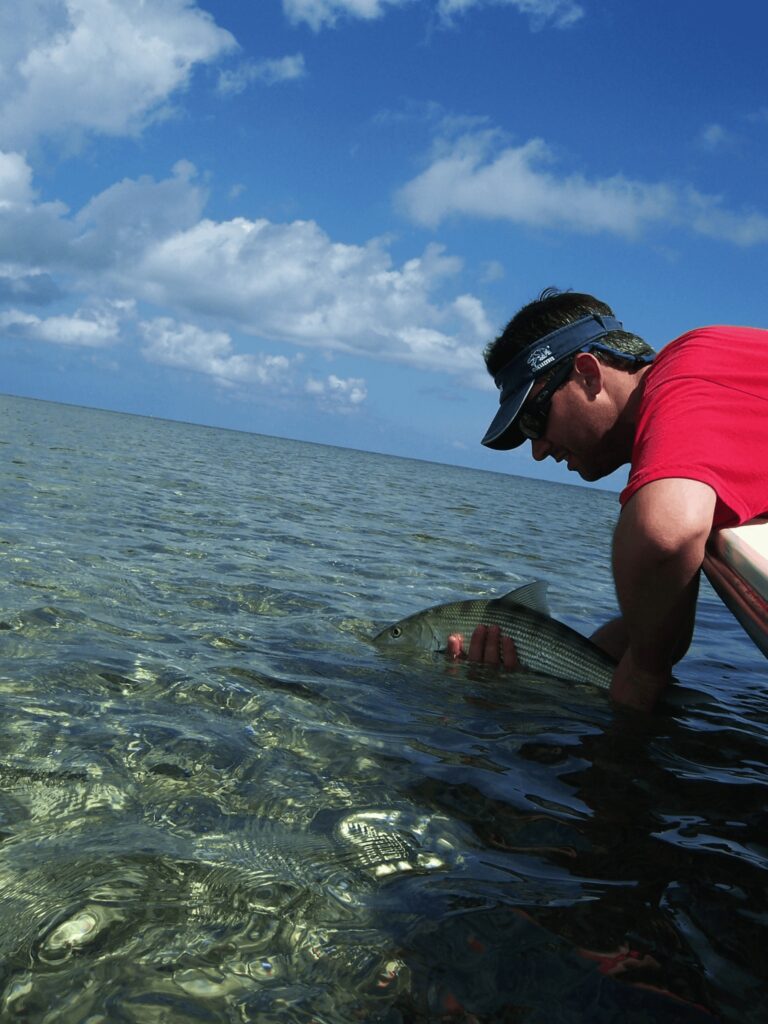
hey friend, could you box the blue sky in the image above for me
[1,1,766,487]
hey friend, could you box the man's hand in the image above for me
[610,650,671,711]
[591,616,670,711]
[446,624,520,670]
[589,617,629,662]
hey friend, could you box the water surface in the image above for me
[0,394,765,1022]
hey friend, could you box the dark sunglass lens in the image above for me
[518,357,572,441]
[519,411,543,440]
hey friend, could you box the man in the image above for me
[455,288,768,711]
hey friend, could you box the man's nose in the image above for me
[530,437,551,462]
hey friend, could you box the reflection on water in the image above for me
[0,394,765,1022]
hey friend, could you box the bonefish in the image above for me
[372,582,614,688]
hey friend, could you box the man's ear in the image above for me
[573,351,604,395]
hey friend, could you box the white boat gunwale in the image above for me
[703,516,768,658]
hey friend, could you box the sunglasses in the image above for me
[518,357,575,441]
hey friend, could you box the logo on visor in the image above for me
[526,345,555,373]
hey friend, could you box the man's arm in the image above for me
[609,478,716,710]
[589,617,629,661]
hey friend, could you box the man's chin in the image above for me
[572,463,605,483]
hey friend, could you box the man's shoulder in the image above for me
[651,324,767,378]
[663,324,765,351]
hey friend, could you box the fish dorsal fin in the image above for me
[495,581,550,615]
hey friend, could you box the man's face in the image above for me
[524,358,627,481]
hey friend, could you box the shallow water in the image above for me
[0,393,765,1022]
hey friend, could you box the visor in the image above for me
[481,313,624,450]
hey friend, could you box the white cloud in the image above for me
[0,300,129,347]
[397,129,768,246]
[305,373,367,411]
[0,266,62,304]
[699,123,733,151]
[73,160,207,267]
[0,1,71,86]
[5,147,768,410]
[0,0,236,148]
[0,152,208,274]
[283,0,582,31]
[397,132,677,235]
[0,151,36,205]
[480,259,504,283]
[130,216,483,373]
[686,190,768,246]
[140,318,300,388]
[0,155,487,379]
[0,189,72,267]
[436,0,583,30]
[141,317,367,411]
[217,54,306,95]
[283,0,409,31]
[452,293,492,339]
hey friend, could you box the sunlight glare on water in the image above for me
[0,394,766,1022]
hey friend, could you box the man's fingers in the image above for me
[482,624,501,664]
[500,635,520,671]
[446,634,464,661]
[466,625,520,669]
[467,625,488,662]
[451,625,521,671]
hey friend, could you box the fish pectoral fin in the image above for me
[493,581,550,616]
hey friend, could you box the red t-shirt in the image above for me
[620,325,768,529]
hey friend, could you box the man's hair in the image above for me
[484,288,654,376]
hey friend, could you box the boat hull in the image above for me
[703,517,768,658]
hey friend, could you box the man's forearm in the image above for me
[609,535,703,711]
[614,553,701,673]
[612,479,715,677]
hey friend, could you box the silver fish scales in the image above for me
[373,582,614,688]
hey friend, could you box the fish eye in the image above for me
[389,626,402,639]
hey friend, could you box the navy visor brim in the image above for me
[481,314,624,450]
[481,378,535,450]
